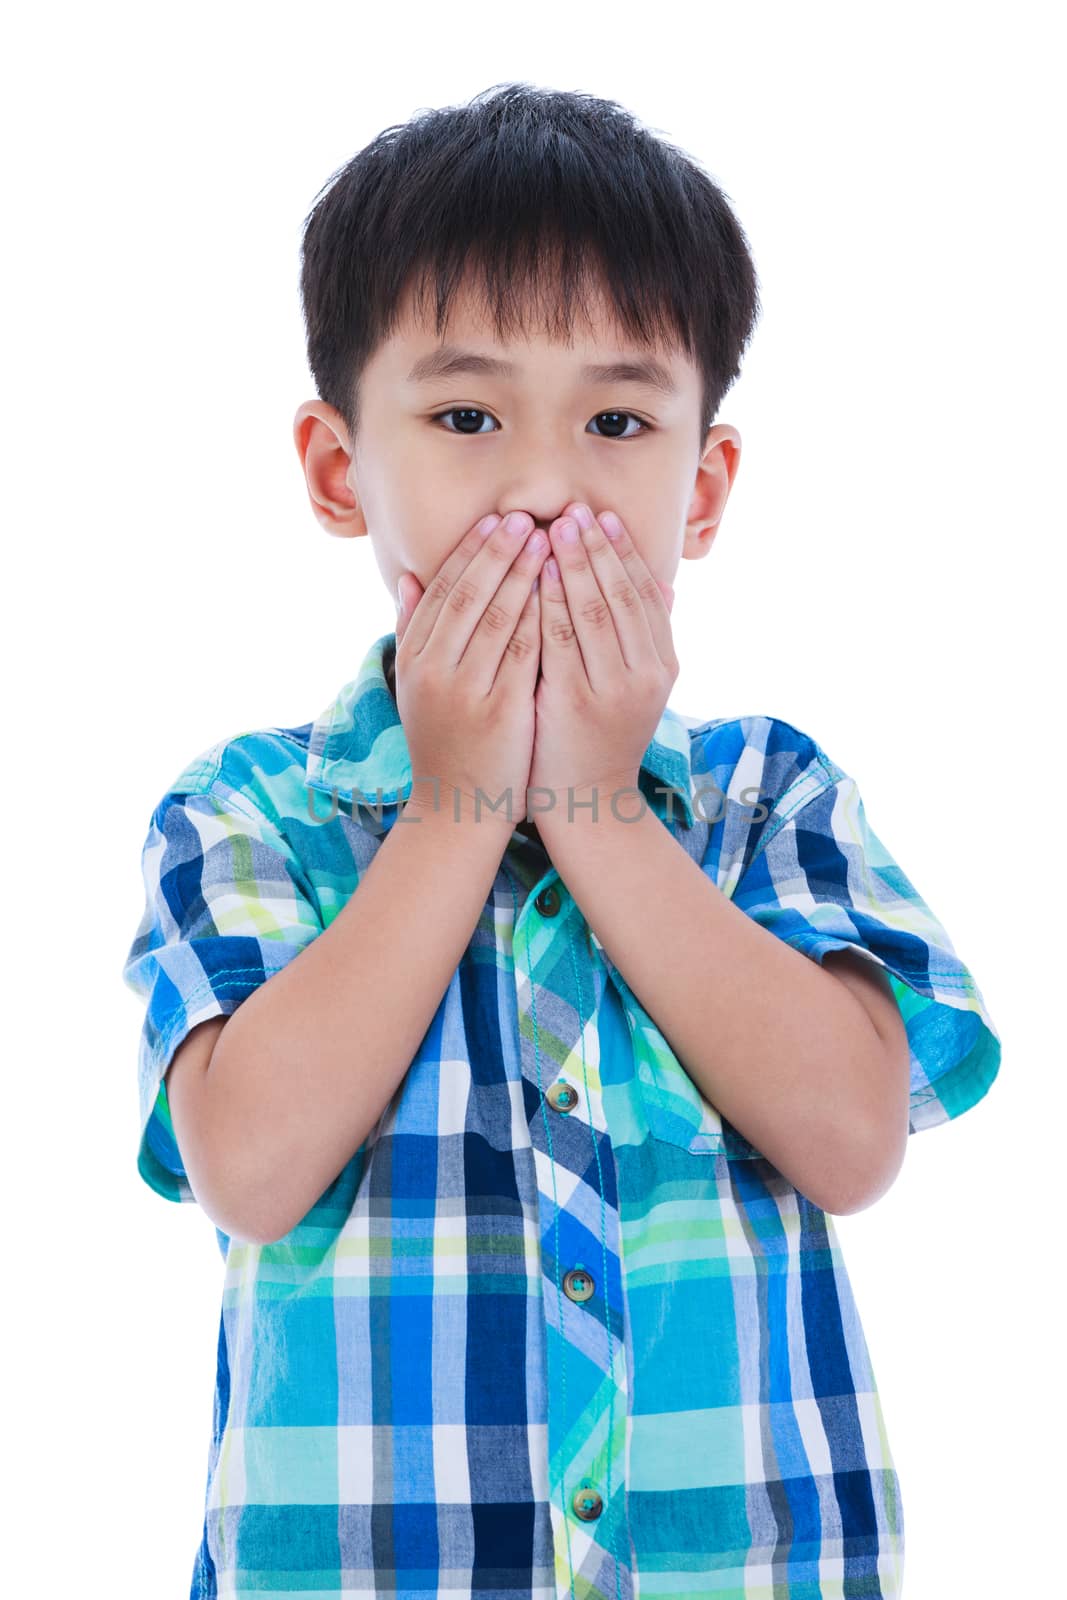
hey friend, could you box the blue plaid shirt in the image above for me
[121,629,1000,1599]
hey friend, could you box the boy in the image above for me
[121,82,1001,1600]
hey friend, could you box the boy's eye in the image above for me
[429,407,652,440]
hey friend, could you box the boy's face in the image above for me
[294,273,741,667]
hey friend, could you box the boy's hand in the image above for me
[529,506,677,816]
[393,512,548,819]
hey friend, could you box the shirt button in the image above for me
[546,1081,579,1114]
[571,1484,604,1521]
[534,884,561,917]
[562,1267,595,1304]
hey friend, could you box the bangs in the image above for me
[390,222,693,367]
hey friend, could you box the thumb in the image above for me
[395,574,410,641]
[395,572,427,646]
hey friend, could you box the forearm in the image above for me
[204,794,514,1243]
[538,796,896,1213]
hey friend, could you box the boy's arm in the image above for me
[178,797,515,1245]
[165,1015,234,1230]
[537,797,912,1217]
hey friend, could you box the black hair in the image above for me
[298,81,761,457]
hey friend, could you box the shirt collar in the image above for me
[305,630,698,830]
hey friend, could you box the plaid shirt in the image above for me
[121,629,1000,1599]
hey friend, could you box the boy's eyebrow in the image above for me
[405,344,679,398]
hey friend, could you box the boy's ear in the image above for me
[292,399,366,540]
[683,424,741,560]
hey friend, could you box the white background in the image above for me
[5,4,1061,1595]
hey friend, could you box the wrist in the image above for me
[533,772,642,830]
[400,783,522,835]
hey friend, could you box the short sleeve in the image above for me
[727,750,1001,1136]
[120,783,324,1204]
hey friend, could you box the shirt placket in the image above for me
[505,852,636,1600]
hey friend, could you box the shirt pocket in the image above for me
[622,992,763,1160]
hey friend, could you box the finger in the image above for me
[420,514,548,681]
[545,509,652,692]
[467,531,550,694]
[394,572,425,648]
[537,551,579,675]
[492,560,544,698]
[396,512,504,660]
[592,510,676,669]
